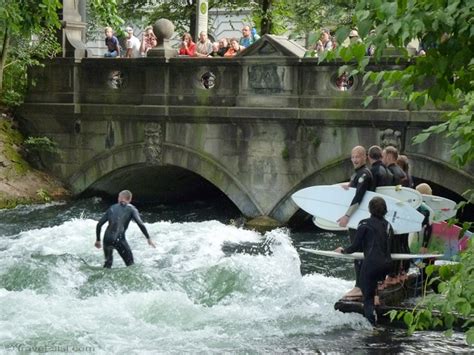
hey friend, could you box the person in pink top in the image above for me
[178,32,196,56]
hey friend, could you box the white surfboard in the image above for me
[300,247,443,260]
[336,183,423,208]
[312,186,423,231]
[292,185,424,234]
[313,216,348,231]
[376,186,422,209]
[421,194,457,222]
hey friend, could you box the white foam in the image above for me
[0,219,368,352]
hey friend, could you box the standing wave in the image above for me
[0,218,368,352]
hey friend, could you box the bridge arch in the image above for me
[68,142,263,216]
[270,154,473,223]
[408,154,473,196]
[269,159,352,222]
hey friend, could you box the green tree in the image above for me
[0,0,62,95]
[323,0,473,166]
[87,0,125,39]
[144,0,355,41]
[285,0,356,46]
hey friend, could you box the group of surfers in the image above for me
[333,145,434,324]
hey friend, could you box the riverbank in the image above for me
[0,112,69,209]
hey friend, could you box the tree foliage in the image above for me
[87,0,125,39]
[322,0,473,167]
[102,0,356,44]
[388,239,474,345]
[0,0,62,103]
[0,0,61,97]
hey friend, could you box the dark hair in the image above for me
[369,196,387,218]
[397,154,409,174]
[368,145,383,160]
[384,146,399,160]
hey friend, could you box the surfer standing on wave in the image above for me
[337,145,374,298]
[335,196,393,325]
[95,190,156,268]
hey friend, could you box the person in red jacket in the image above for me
[179,32,196,56]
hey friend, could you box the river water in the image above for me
[0,197,470,353]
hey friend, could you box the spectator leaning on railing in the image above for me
[140,26,157,56]
[224,38,244,57]
[179,32,196,56]
[315,28,333,54]
[104,26,120,58]
[239,25,260,48]
[217,38,230,57]
[195,31,213,57]
[125,26,141,58]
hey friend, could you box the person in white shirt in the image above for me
[125,26,141,58]
[195,31,213,57]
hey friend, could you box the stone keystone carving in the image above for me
[379,128,402,150]
[144,123,164,165]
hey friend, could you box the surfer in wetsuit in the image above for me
[382,146,409,284]
[367,145,391,188]
[382,146,407,186]
[95,190,156,268]
[337,145,374,297]
[336,197,393,325]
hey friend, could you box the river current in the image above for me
[0,198,470,353]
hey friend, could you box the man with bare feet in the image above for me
[337,146,374,298]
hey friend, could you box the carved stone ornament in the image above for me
[144,123,163,165]
[248,64,284,93]
[379,128,402,150]
[107,70,126,89]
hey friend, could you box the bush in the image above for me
[23,136,58,154]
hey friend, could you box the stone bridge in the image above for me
[19,35,473,223]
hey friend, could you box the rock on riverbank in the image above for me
[0,114,69,209]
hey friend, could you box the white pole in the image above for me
[196,0,209,37]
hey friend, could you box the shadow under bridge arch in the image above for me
[69,143,262,216]
[269,158,353,223]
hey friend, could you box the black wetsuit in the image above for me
[343,216,393,325]
[418,204,433,249]
[96,202,150,268]
[386,163,410,274]
[370,160,391,189]
[348,165,374,288]
[417,203,435,282]
[386,163,406,186]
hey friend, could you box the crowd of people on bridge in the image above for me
[103,22,433,61]
[102,24,382,92]
[103,24,260,58]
